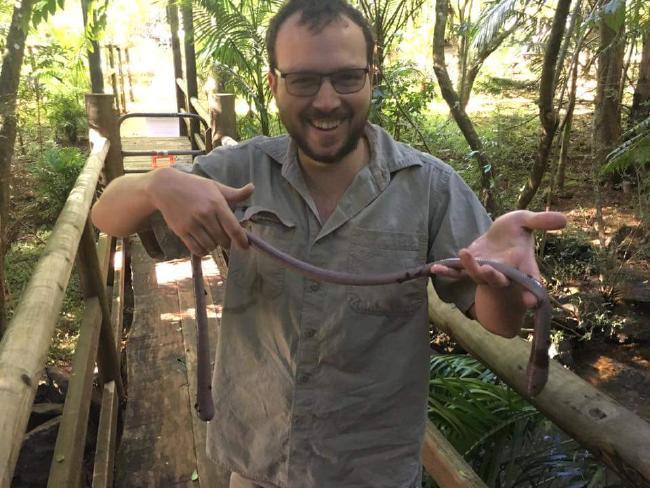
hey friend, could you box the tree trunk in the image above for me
[181,2,200,147]
[81,0,104,93]
[555,3,585,193]
[631,35,650,123]
[592,0,625,169]
[0,0,35,337]
[432,0,497,214]
[167,0,187,136]
[516,0,572,209]
[555,49,580,193]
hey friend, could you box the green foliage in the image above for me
[428,354,540,459]
[602,116,650,175]
[475,75,537,95]
[4,230,83,365]
[32,0,66,27]
[47,92,88,144]
[28,145,86,221]
[194,0,281,136]
[17,43,87,145]
[370,62,436,146]
[601,0,626,31]
[427,354,612,486]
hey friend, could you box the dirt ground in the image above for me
[552,174,650,421]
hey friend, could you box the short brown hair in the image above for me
[266,0,375,70]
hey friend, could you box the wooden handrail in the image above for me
[190,96,210,124]
[0,130,110,486]
[427,281,650,485]
[422,422,487,487]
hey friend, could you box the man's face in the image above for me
[269,13,372,164]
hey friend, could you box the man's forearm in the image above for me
[91,171,160,237]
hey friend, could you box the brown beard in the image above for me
[279,105,370,164]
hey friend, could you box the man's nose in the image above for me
[311,78,342,111]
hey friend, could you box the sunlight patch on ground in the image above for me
[113,249,123,271]
[154,257,222,285]
[160,304,223,323]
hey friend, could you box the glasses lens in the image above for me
[285,73,322,96]
[331,69,367,94]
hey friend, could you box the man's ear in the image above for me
[268,68,278,95]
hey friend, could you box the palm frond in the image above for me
[602,115,650,174]
[471,0,520,50]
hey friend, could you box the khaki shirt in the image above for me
[152,124,490,487]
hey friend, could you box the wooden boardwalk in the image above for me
[122,136,194,173]
[115,239,230,487]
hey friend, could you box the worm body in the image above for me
[191,232,551,421]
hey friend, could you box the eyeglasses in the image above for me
[273,67,370,97]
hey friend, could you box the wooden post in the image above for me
[106,45,121,113]
[85,93,124,184]
[167,0,187,136]
[124,47,135,102]
[181,2,200,148]
[115,46,128,113]
[77,220,124,399]
[210,93,237,146]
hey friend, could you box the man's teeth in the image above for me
[312,119,342,130]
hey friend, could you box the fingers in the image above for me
[216,182,255,204]
[217,183,254,249]
[523,211,567,231]
[430,264,465,279]
[458,249,510,288]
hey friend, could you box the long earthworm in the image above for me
[192,232,551,421]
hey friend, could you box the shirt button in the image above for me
[305,328,316,338]
[298,373,310,384]
[309,281,321,292]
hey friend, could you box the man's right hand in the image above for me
[147,168,254,255]
[91,167,254,256]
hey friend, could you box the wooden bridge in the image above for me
[2,56,650,488]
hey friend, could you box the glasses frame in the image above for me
[273,66,370,97]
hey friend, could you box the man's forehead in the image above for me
[274,12,366,69]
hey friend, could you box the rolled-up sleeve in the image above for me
[428,168,492,313]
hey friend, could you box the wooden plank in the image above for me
[177,256,230,487]
[122,136,195,172]
[421,421,487,487]
[115,241,199,487]
[193,132,206,151]
[48,233,113,487]
[190,97,210,124]
[47,299,102,488]
[92,381,119,488]
[427,282,650,485]
[93,238,125,487]
[0,131,109,487]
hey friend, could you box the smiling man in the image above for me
[91,1,565,487]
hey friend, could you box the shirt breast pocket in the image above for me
[346,229,427,316]
[228,206,296,303]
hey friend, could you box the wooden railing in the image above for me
[175,77,237,152]
[428,282,650,485]
[0,94,126,488]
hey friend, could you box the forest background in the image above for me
[0,0,649,486]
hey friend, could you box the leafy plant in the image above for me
[427,354,612,486]
[47,92,87,144]
[370,62,435,147]
[194,0,282,136]
[28,145,86,221]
